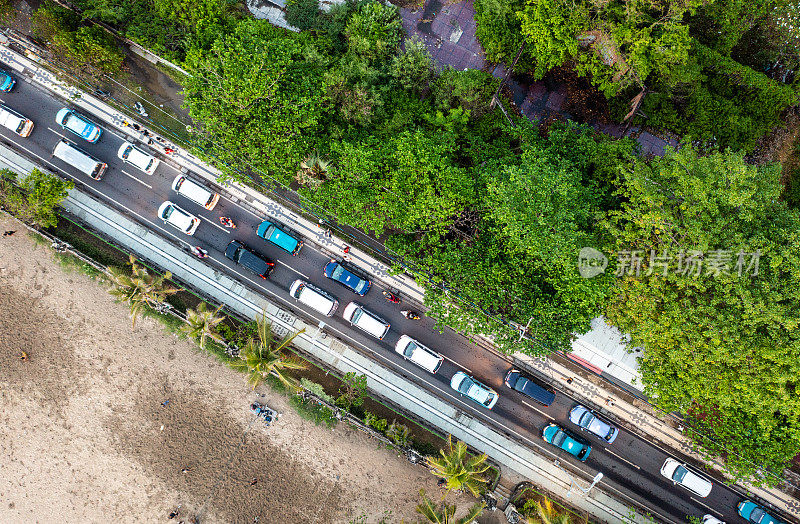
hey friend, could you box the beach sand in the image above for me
[0,216,471,523]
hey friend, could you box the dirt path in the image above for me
[0,216,470,523]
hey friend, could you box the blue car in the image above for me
[542,424,591,461]
[0,70,15,92]
[738,500,783,524]
[256,220,303,255]
[55,108,102,142]
[323,260,371,296]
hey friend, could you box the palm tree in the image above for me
[181,302,225,349]
[107,255,178,327]
[526,497,581,524]
[228,311,306,390]
[295,152,331,189]
[426,435,490,497]
[415,489,484,524]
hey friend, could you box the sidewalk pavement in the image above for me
[2,42,798,521]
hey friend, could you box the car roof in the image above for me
[124,144,154,168]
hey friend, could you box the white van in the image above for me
[343,302,390,340]
[171,174,220,210]
[0,104,33,137]
[52,139,107,180]
[395,335,444,373]
[117,141,160,175]
[289,279,338,317]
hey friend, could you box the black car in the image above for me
[504,369,556,406]
[225,241,274,279]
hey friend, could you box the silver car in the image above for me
[569,405,619,444]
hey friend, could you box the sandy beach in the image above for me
[0,215,471,523]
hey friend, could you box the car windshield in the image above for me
[514,376,529,392]
[551,430,566,447]
[580,411,595,428]
[162,206,173,219]
[331,265,345,279]
[121,146,131,159]
[673,465,688,483]
[457,377,473,395]
[403,340,418,358]
[350,308,362,322]
[265,225,276,238]
[750,508,764,521]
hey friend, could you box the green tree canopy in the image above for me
[0,168,73,228]
[603,145,800,482]
[183,18,325,183]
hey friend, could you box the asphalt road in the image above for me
[0,67,786,524]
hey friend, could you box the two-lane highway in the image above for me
[0,63,789,524]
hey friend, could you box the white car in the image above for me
[702,515,725,524]
[157,201,200,236]
[660,458,713,498]
[118,141,160,175]
[394,335,444,374]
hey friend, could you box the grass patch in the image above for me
[289,394,339,428]
[45,218,130,268]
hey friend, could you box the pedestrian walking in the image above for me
[250,477,258,486]
[343,246,350,254]
[181,467,191,474]
[324,229,332,238]
[161,399,170,407]
[605,397,615,407]
[566,377,574,385]
[3,230,16,236]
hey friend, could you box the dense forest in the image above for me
[30,0,800,484]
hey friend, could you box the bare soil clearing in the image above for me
[0,216,468,523]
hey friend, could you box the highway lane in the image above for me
[0,67,786,524]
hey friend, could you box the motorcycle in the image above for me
[219,216,237,228]
[133,101,149,117]
[382,290,400,304]
[401,310,420,320]
[191,246,208,259]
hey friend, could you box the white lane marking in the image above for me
[690,497,722,517]
[521,400,553,419]
[605,449,641,469]
[442,354,471,373]
[199,214,230,233]
[276,260,309,279]
[47,126,67,139]
[107,129,126,140]
[120,169,152,189]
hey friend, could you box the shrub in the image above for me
[386,420,412,447]
[364,411,387,431]
[390,36,434,92]
[285,0,321,32]
[344,1,402,62]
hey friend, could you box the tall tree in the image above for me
[228,312,306,390]
[426,435,490,496]
[183,18,325,184]
[603,145,800,483]
[0,169,73,228]
[181,302,225,349]
[107,256,178,327]
[415,489,485,524]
